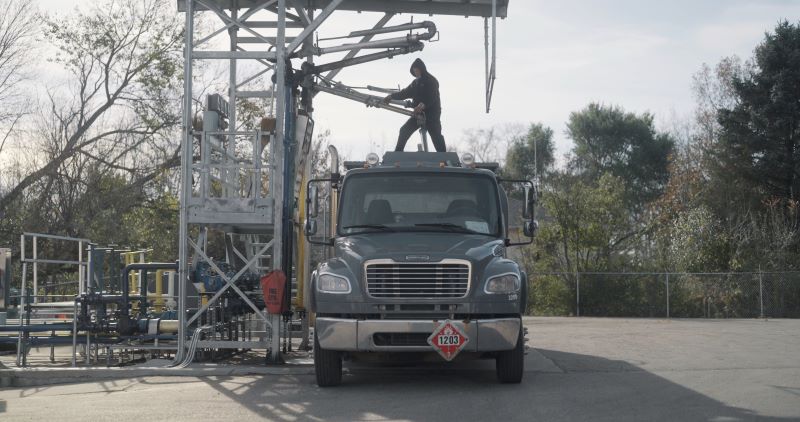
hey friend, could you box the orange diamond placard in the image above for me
[428,320,469,361]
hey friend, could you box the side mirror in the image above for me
[304,219,318,237]
[523,220,538,238]
[523,185,536,219]
[305,178,336,246]
[308,185,320,218]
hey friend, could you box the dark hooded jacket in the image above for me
[389,58,442,117]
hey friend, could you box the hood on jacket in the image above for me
[410,58,427,76]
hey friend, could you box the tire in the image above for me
[496,323,524,384]
[314,332,342,387]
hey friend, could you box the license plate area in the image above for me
[373,332,430,347]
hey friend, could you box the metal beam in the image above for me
[193,51,277,60]
[236,36,297,44]
[291,2,312,27]
[180,0,508,18]
[237,67,272,88]
[269,0,288,364]
[485,0,497,113]
[177,0,195,364]
[236,46,276,69]
[185,238,273,326]
[236,90,276,98]
[246,21,304,28]
[196,0,279,46]
[306,0,509,18]
[195,0,278,45]
[287,0,344,53]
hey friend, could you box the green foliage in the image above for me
[527,274,573,316]
[504,123,555,181]
[538,173,631,273]
[567,103,674,208]
[120,193,179,262]
[664,206,730,272]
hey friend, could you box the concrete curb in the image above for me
[0,364,315,388]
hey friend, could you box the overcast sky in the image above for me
[34,0,800,162]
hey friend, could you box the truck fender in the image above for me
[309,270,318,313]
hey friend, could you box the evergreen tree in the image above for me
[716,21,800,207]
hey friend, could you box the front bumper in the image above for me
[315,317,520,352]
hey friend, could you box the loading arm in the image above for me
[295,21,437,116]
[313,81,414,117]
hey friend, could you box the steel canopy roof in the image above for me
[179,0,509,18]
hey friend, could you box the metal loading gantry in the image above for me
[177,0,509,364]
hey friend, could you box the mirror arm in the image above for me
[505,238,533,247]
[307,237,335,246]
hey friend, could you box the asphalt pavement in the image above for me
[0,317,798,421]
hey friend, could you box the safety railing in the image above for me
[190,130,272,208]
[20,233,89,304]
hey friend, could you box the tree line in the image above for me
[489,21,800,317]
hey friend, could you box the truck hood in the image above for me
[333,232,504,271]
[317,232,522,308]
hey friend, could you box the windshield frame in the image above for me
[335,170,504,238]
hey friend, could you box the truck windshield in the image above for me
[338,172,501,237]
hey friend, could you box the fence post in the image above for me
[759,268,764,319]
[576,272,580,317]
[665,273,670,319]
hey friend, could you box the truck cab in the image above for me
[305,151,536,386]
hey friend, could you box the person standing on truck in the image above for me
[383,58,447,152]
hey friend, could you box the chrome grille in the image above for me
[365,260,470,298]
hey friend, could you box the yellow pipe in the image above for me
[154,270,165,313]
[294,171,307,309]
[122,252,139,312]
[158,320,179,334]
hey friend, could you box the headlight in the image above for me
[484,273,520,294]
[317,273,351,294]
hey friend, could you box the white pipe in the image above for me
[32,236,37,304]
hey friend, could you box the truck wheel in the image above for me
[496,325,524,384]
[314,332,342,387]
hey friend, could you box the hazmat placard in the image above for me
[428,320,469,361]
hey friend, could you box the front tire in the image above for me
[314,332,342,387]
[496,324,524,383]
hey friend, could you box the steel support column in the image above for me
[177,0,195,363]
[268,0,287,363]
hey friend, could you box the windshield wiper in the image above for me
[414,223,483,235]
[341,224,395,233]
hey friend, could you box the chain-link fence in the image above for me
[529,272,800,318]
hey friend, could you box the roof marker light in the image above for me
[366,152,380,166]
[461,153,475,167]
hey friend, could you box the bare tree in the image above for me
[0,0,36,156]
[460,123,524,164]
[691,56,749,149]
[0,0,184,218]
